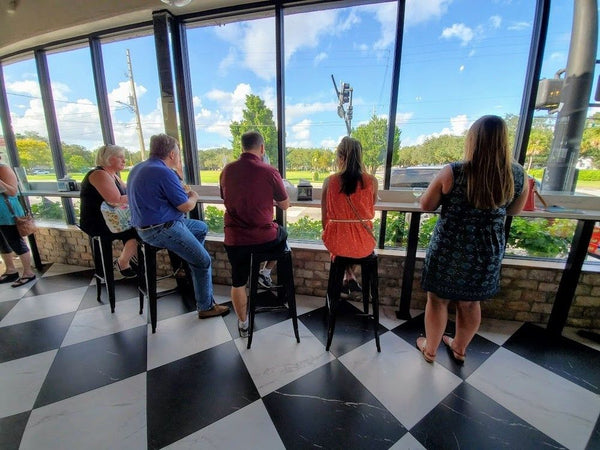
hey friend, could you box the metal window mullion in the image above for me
[89,37,115,145]
[170,17,199,185]
[35,49,76,224]
[378,0,406,250]
[276,2,286,226]
[153,11,179,138]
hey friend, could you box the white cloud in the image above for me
[459,65,465,71]
[192,96,202,108]
[508,21,530,31]
[218,47,237,76]
[441,23,474,45]
[405,0,453,26]
[406,114,471,146]
[285,101,337,124]
[291,119,311,140]
[320,138,338,150]
[6,80,41,97]
[366,3,399,50]
[107,81,148,108]
[489,15,502,29]
[314,52,328,65]
[395,112,414,126]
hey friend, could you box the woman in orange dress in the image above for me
[321,136,378,297]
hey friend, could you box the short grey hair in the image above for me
[95,144,125,167]
[149,134,179,159]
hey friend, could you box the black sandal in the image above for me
[0,272,19,284]
[11,275,36,287]
[114,258,136,278]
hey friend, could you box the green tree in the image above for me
[16,137,52,170]
[352,115,400,174]
[198,147,233,170]
[230,94,277,164]
[525,127,552,169]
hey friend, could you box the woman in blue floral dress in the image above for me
[416,115,529,363]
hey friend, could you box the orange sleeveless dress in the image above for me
[322,173,376,259]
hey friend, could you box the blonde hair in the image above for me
[95,145,125,167]
[464,115,514,209]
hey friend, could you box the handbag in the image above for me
[100,201,132,233]
[2,194,37,237]
[345,195,377,244]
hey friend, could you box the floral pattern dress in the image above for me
[421,161,525,301]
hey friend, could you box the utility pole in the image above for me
[126,49,146,160]
[543,0,598,192]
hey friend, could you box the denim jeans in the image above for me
[137,218,214,311]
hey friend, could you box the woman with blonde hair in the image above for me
[321,136,378,297]
[80,144,138,277]
[416,115,529,363]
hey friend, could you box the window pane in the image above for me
[3,56,53,183]
[187,14,277,186]
[101,33,163,170]
[284,1,397,241]
[46,46,103,182]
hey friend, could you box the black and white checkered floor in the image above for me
[1,262,599,450]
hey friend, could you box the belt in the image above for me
[138,220,174,231]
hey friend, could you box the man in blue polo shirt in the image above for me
[128,133,229,319]
[220,130,290,337]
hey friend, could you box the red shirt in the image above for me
[220,152,288,246]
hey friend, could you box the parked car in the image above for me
[390,166,443,188]
[31,169,51,175]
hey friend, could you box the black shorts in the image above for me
[224,226,287,288]
[0,225,29,255]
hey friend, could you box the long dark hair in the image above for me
[464,115,514,209]
[337,136,365,195]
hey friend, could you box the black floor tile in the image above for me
[411,382,565,449]
[263,359,406,449]
[22,270,95,298]
[392,313,499,378]
[78,277,141,311]
[300,301,385,357]
[154,291,196,322]
[0,313,74,363]
[34,325,147,408]
[146,341,260,450]
[0,299,18,321]
[0,411,30,450]
[503,322,600,395]
[587,413,600,450]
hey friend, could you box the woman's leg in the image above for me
[1,252,17,274]
[452,301,481,355]
[423,292,450,357]
[117,238,138,269]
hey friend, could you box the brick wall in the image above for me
[33,226,600,331]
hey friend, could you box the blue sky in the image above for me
[2,0,596,154]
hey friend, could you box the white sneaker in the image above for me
[258,272,273,289]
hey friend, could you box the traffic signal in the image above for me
[340,82,350,103]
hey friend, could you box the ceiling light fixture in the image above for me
[160,0,193,7]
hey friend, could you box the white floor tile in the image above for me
[476,318,523,346]
[467,347,600,450]
[339,332,462,429]
[164,400,285,450]
[234,320,335,397]
[20,374,147,450]
[0,350,57,418]
[0,283,26,302]
[389,432,427,450]
[42,263,91,277]
[61,297,148,347]
[295,294,324,315]
[0,286,87,327]
[147,312,231,370]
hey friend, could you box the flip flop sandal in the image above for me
[442,336,466,363]
[0,272,19,283]
[416,337,435,363]
[11,275,36,288]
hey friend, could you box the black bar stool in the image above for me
[89,235,117,313]
[247,244,300,349]
[326,253,380,352]
[137,240,193,333]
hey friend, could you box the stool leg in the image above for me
[370,259,381,352]
[91,237,103,303]
[360,263,370,314]
[247,254,260,349]
[325,261,345,351]
[142,244,158,333]
[284,252,300,343]
[137,243,144,315]
[99,237,116,313]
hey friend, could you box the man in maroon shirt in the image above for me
[220,131,290,337]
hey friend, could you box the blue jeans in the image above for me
[137,218,214,311]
